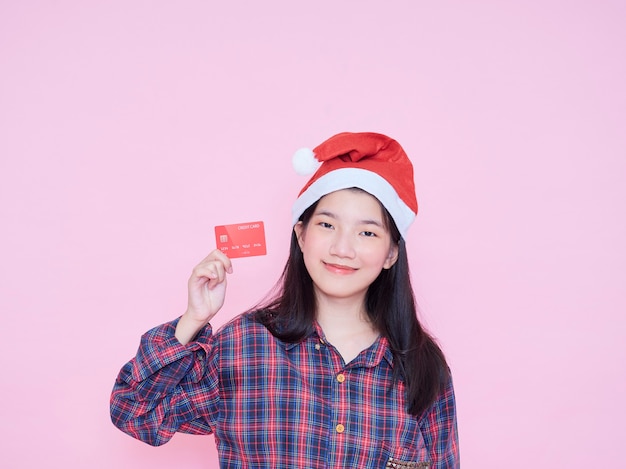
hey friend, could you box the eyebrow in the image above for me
[314,210,385,228]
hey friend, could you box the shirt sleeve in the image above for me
[419,374,460,469]
[110,318,220,446]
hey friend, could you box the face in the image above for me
[294,189,399,307]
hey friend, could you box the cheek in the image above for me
[299,229,323,253]
[300,247,321,280]
[364,246,394,267]
[298,234,315,260]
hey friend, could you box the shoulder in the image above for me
[213,312,289,372]
[213,311,275,345]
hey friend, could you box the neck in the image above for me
[314,294,378,342]
[314,294,380,364]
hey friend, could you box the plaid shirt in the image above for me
[111,313,459,468]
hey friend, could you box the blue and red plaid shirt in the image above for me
[111,313,459,468]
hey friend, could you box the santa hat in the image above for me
[291,132,418,238]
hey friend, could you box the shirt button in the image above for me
[335,424,345,433]
[315,343,321,351]
[336,373,346,383]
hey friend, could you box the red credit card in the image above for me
[214,221,267,258]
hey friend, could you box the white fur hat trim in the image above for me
[291,168,416,238]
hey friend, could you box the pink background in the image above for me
[1,1,624,468]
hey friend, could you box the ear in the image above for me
[383,242,399,270]
[293,221,305,250]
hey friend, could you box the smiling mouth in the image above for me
[323,262,358,274]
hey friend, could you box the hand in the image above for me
[176,250,233,344]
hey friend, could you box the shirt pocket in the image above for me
[385,457,431,468]
[381,439,430,469]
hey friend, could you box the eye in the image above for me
[360,231,377,237]
[319,221,334,229]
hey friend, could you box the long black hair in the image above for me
[254,191,450,417]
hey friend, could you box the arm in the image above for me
[420,375,460,469]
[110,319,218,445]
[110,250,233,446]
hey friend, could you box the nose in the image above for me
[329,229,356,259]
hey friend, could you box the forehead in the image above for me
[315,188,385,219]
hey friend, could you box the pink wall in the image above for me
[1,1,624,467]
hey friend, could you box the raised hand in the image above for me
[175,250,233,344]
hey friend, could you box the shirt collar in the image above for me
[281,321,394,369]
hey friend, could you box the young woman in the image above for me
[111,132,459,468]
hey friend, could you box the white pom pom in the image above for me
[292,147,321,176]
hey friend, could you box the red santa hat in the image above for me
[291,132,418,238]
